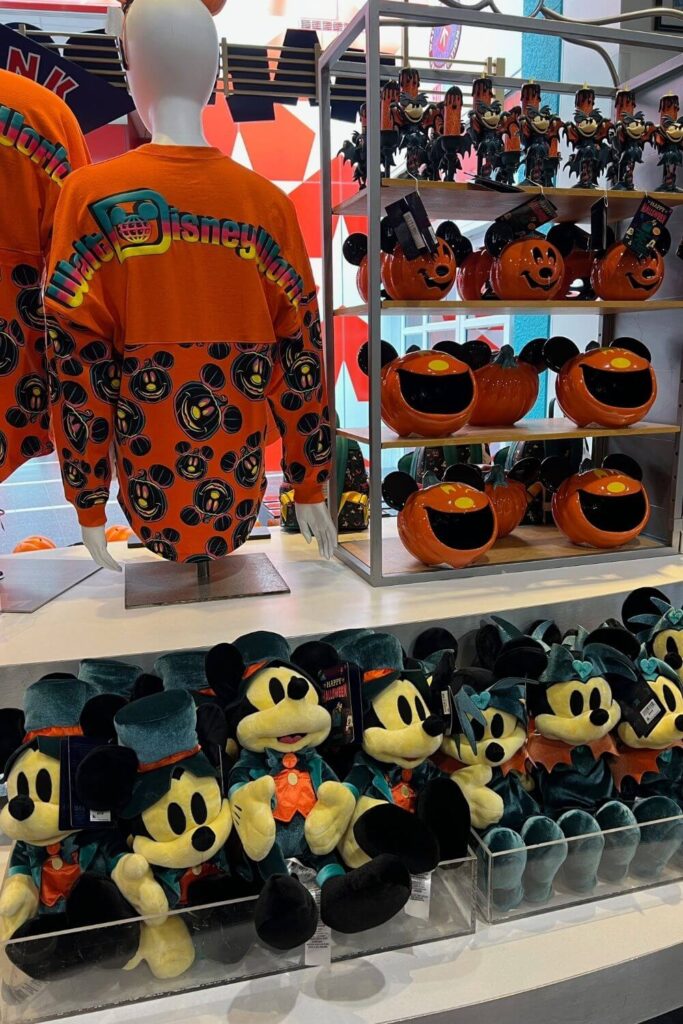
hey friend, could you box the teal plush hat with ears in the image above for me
[637,650,682,688]
[115,690,216,818]
[630,598,683,643]
[336,631,428,701]
[470,678,527,725]
[320,627,375,649]
[79,659,142,697]
[540,642,636,686]
[233,631,292,672]
[155,651,213,701]
[5,676,97,773]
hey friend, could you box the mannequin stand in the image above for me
[124,552,289,610]
[0,558,101,614]
[126,525,270,551]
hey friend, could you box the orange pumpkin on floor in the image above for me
[489,236,565,301]
[358,339,489,437]
[382,464,498,568]
[541,454,650,548]
[484,458,539,537]
[590,242,665,301]
[13,535,57,553]
[543,335,657,428]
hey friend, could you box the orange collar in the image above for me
[526,731,617,771]
[612,741,683,790]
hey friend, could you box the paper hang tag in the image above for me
[304,886,332,967]
[405,872,432,920]
[385,192,438,260]
[624,683,666,738]
[624,196,672,258]
[318,662,364,746]
[0,779,6,800]
[591,197,608,253]
[493,194,558,239]
[59,737,114,832]
[432,679,454,736]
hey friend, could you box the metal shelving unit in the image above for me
[318,0,683,586]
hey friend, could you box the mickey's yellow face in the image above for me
[134,768,231,869]
[579,118,598,137]
[442,708,525,768]
[482,110,501,129]
[618,675,683,750]
[236,666,330,754]
[626,122,646,139]
[364,678,441,769]
[665,124,683,143]
[0,748,73,847]
[535,676,620,744]
[651,629,683,681]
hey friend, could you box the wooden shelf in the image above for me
[333,179,683,223]
[342,523,665,575]
[338,418,681,449]
[335,299,683,317]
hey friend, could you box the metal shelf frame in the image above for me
[318,0,683,587]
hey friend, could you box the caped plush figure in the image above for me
[0,676,142,980]
[622,586,683,681]
[210,631,412,952]
[527,640,643,891]
[330,631,471,877]
[76,689,251,980]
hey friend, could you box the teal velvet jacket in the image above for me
[344,752,442,807]
[531,745,615,817]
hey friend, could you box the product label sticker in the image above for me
[405,872,432,920]
[89,809,112,824]
[590,197,608,253]
[304,886,331,967]
[385,192,438,260]
[623,196,672,257]
[494,194,558,238]
[319,662,364,746]
[59,737,116,831]
[0,780,6,799]
[624,682,666,738]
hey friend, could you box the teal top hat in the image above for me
[115,690,216,818]
[6,676,97,771]
[321,628,375,650]
[336,631,426,701]
[234,631,292,674]
[79,659,142,697]
[155,651,213,699]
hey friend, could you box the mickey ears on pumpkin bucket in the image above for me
[357,339,399,375]
[382,471,419,511]
[435,221,473,262]
[433,339,492,370]
[343,233,368,266]
[517,337,547,373]
[543,336,580,372]
[602,452,643,480]
[610,337,652,363]
[483,221,515,257]
[442,463,486,491]
[546,222,591,256]
[507,456,541,485]
[540,455,572,491]
[652,225,671,255]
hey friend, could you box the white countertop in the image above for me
[3,530,683,684]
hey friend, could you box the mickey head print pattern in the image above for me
[48,335,331,562]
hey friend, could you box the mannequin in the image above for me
[46,0,336,571]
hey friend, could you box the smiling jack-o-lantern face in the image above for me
[490,239,564,300]
[358,340,485,437]
[591,242,664,301]
[383,465,498,567]
[384,241,457,301]
[543,455,650,548]
[544,336,657,428]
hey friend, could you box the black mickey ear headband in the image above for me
[357,339,399,376]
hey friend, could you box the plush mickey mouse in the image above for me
[0,677,142,980]
[622,586,683,680]
[207,631,412,951]
[327,631,472,877]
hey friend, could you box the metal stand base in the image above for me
[0,559,101,614]
[124,552,290,610]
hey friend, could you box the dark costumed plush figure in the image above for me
[209,631,411,950]
[526,642,642,891]
[76,689,252,979]
[622,586,683,680]
[329,631,472,877]
[0,677,141,980]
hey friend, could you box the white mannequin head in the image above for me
[121,0,218,146]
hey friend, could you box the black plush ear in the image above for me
[205,644,246,706]
[443,463,485,491]
[413,627,458,661]
[611,337,651,363]
[342,233,368,266]
[196,704,229,768]
[602,453,643,481]
[380,217,397,255]
[508,457,540,485]
[543,336,579,372]
[484,221,514,257]
[527,619,562,646]
[517,337,547,373]
[382,472,419,511]
[494,638,548,681]
[457,339,492,371]
[133,673,164,701]
[547,223,587,257]
[653,225,671,256]
[452,666,494,693]
[357,339,398,376]
[540,455,571,491]
[622,586,671,634]
[584,625,641,661]
[80,694,129,743]
[436,221,473,262]
[75,746,138,814]
[0,709,25,773]
[291,640,340,681]
[432,340,463,359]
[475,623,504,670]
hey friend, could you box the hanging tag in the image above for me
[405,872,432,920]
[590,197,608,253]
[304,886,332,966]
[624,683,666,738]
[59,737,113,831]
[492,194,558,240]
[0,779,6,800]
[318,661,364,746]
[385,192,438,260]
[471,175,523,194]
[623,196,672,258]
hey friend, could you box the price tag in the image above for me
[405,872,432,920]
[590,197,608,253]
[0,780,6,799]
[385,192,438,260]
[626,682,666,738]
[304,887,331,966]
[624,197,672,258]
[89,809,111,824]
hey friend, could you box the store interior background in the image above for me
[0,0,671,553]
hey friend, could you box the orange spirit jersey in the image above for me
[0,69,90,480]
[45,145,331,562]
